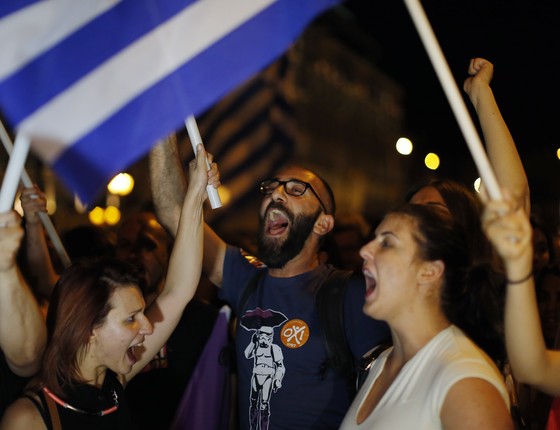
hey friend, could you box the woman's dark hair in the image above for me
[406,179,493,263]
[392,203,506,370]
[29,258,145,397]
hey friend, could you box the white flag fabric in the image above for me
[0,0,340,203]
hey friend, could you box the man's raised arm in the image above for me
[149,135,226,286]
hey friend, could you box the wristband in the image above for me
[507,271,533,285]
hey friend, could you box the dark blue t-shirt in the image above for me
[219,246,389,430]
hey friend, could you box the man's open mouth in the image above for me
[266,209,290,236]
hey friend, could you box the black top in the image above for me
[33,371,135,430]
[125,299,219,430]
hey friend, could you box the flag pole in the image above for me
[0,134,31,213]
[403,0,503,200]
[185,115,222,209]
[0,124,71,268]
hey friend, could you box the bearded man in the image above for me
[150,137,388,430]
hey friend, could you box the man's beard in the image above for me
[257,202,321,269]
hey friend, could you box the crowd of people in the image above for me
[0,57,557,430]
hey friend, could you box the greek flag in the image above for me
[0,0,340,203]
[199,55,296,223]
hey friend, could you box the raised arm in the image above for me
[0,211,46,377]
[149,135,226,286]
[464,58,530,214]
[148,135,185,236]
[128,145,220,380]
[19,185,59,301]
[482,195,560,395]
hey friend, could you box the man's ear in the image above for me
[314,214,334,236]
[418,259,445,287]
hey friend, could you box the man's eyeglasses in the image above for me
[259,179,328,214]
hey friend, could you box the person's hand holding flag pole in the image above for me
[0,121,71,268]
[0,134,30,213]
[185,115,222,209]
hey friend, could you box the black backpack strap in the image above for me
[356,342,392,390]
[236,270,265,317]
[315,269,355,389]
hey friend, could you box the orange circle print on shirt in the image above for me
[280,319,310,348]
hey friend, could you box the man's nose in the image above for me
[270,184,288,202]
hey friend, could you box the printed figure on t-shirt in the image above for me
[241,308,287,430]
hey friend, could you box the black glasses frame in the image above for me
[259,179,328,214]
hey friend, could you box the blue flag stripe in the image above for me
[0,0,41,20]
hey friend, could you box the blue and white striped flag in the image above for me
[199,55,296,223]
[0,0,340,203]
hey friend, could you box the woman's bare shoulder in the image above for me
[0,395,46,430]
